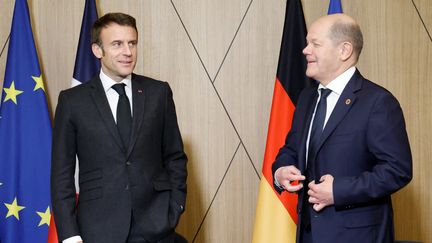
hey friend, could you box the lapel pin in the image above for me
[345,99,351,105]
[137,89,143,93]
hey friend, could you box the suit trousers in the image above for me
[299,223,314,243]
[126,211,185,243]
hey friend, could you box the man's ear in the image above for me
[339,42,353,62]
[92,43,103,59]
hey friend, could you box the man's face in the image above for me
[92,23,138,82]
[302,19,341,85]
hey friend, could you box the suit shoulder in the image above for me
[360,78,396,99]
[357,77,403,111]
[57,79,98,104]
[59,82,87,97]
[132,74,170,90]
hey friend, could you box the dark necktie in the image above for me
[302,88,332,229]
[112,83,132,148]
[307,88,332,183]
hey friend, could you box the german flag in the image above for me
[252,0,311,242]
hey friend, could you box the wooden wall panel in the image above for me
[171,0,251,80]
[214,0,285,172]
[0,0,18,101]
[0,0,430,242]
[415,0,432,32]
[193,146,259,243]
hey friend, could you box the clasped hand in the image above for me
[275,166,335,212]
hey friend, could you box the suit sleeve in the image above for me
[51,91,80,240]
[271,100,303,194]
[162,83,188,211]
[333,92,412,208]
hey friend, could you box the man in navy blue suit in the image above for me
[273,14,412,243]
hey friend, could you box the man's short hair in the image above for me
[329,20,363,60]
[91,12,137,46]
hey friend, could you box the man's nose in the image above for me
[302,44,310,55]
[123,45,132,56]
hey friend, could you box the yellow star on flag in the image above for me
[36,206,51,226]
[3,81,24,105]
[4,197,25,220]
[32,75,45,92]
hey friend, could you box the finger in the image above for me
[288,174,306,182]
[285,183,303,192]
[319,175,327,182]
[313,203,325,212]
[281,180,292,189]
[286,165,302,175]
[307,188,317,198]
[308,196,318,204]
[308,181,318,193]
[281,168,300,179]
[308,180,316,188]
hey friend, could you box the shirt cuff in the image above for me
[274,170,284,190]
[63,235,83,243]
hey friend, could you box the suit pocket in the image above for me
[343,208,382,228]
[79,187,103,202]
[80,168,102,184]
[326,131,356,145]
[79,169,103,202]
[153,180,172,191]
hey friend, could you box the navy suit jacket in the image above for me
[272,70,412,243]
[51,74,187,243]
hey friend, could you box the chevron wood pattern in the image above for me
[0,0,431,242]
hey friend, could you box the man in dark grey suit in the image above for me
[51,13,187,243]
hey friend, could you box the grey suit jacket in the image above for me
[51,74,187,243]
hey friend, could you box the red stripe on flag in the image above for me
[262,78,298,224]
[47,215,58,243]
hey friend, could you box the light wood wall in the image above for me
[0,0,430,242]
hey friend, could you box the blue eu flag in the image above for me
[0,0,52,242]
[328,0,343,14]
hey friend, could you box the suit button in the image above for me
[180,205,184,212]
[126,161,131,166]
[125,184,129,190]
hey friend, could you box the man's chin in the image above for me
[305,70,314,78]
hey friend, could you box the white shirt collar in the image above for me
[99,70,132,93]
[318,66,356,95]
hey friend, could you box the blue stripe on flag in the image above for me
[73,0,100,83]
[328,0,343,14]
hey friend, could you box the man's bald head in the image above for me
[312,14,363,62]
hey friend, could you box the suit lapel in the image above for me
[298,87,319,171]
[317,71,363,151]
[90,77,126,152]
[126,74,146,157]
